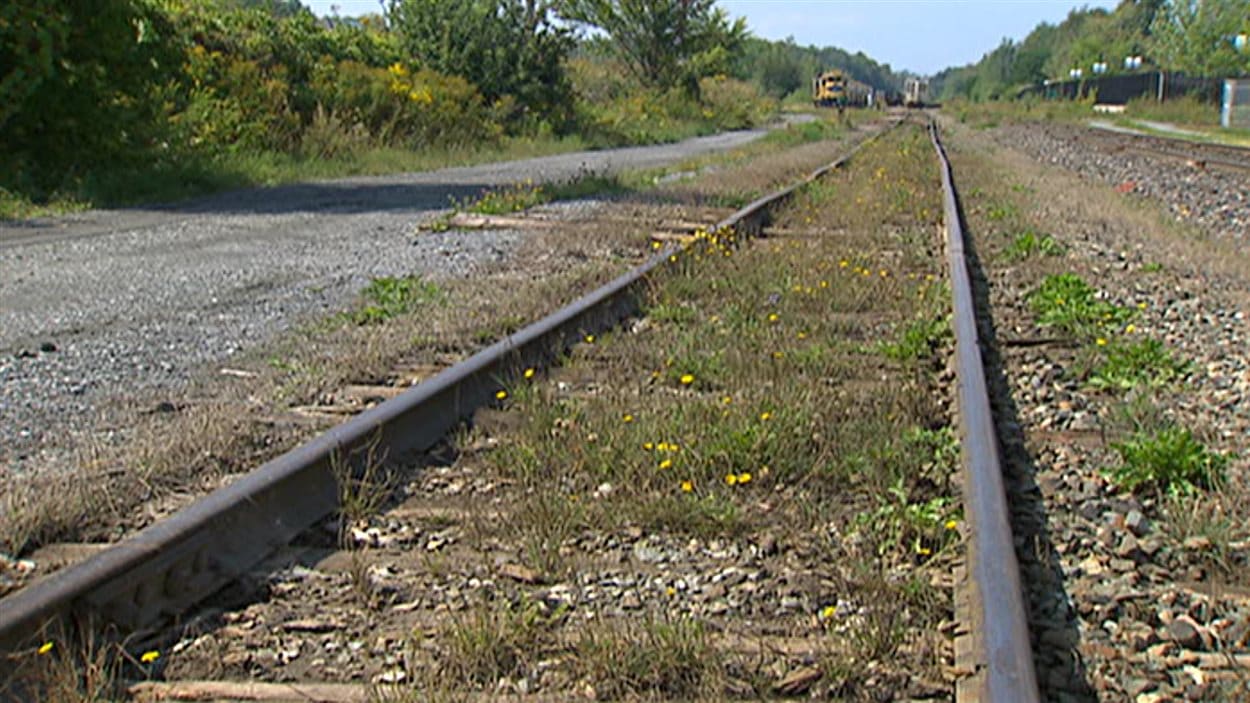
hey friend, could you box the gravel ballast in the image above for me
[0,128,778,475]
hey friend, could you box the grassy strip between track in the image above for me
[398,123,959,699]
[0,116,860,569]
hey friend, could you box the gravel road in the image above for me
[0,128,779,473]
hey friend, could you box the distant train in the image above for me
[904,77,929,107]
[813,69,873,110]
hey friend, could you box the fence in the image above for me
[1019,72,1225,105]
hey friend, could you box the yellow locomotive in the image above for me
[812,69,872,109]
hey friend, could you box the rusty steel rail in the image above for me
[929,121,1040,702]
[0,123,896,659]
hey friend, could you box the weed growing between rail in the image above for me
[404,123,955,697]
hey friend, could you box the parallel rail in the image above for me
[2,121,1042,703]
[0,125,891,660]
[931,123,1040,701]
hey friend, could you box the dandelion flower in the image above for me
[623,413,635,423]
[652,240,662,249]
[772,351,784,359]
[820,605,837,619]
[669,442,680,451]
[1137,301,1148,310]
[38,642,53,655]
[1125,324,1136,334]
[820,280,829,288]
[681,480,694,493]
[759,411,772,421]
[797,331,807,339]
[839,260,849,268]
[724,473,737,486]
[495,390,508,400]
[721,395,732,404]
[666,586,677,596]
[523,368,535,379]
[669,254,678,263]
[737,472,752,484]
[643,442,655,451]
[680,373,695,385]
[657,442,670,452]
[768,313,779,323]
[1096,337,1107,346]
[140,650,160,664]
[916,545,932,556]
[585,334,595,343]
[945,519,958,531]
[659,459,673,470]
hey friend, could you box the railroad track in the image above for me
[0,119,1040,702]
[1085,122,1250,173]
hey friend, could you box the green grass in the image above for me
[1088,338,1190,390]
[0,135,606,221]
[1005,230,1065,261]
[1029,273,1134,339]
[351,276,443,325]
[1105,426,1227,496]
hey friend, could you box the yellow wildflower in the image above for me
[652,240,662,250]
[768,313,779,323]
[680,373,695,385]
[1125,324,1136,334]
[584,334,595,343]
[721,395,732,404]
[666,586,677,596]
[523,367,535,379]
[643,442,655,451]
[1096,337,1107,346]
[657,442,670,452]
[1137,301,1148,310]
[681,480,694,493]
[140,650,160,664]
[839,260,849,268]
[623,413,634,423]
[759,411,772,421]
[38,642,53,655]
[737,472,752,484]
[944,519,958,531]
[820,605,837,619]
[495,390,508,400]
[724,473,737,486]
[659,459,673,470]
[820,280,829,288]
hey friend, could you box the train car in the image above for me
[813,69,850,108]
[814,69,875,109]
[904,77,929,107]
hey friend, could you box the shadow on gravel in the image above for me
[955,194,1099,702]
[147,181,496,216]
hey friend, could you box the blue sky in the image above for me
[302,1,1118,75]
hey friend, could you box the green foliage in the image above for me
[562,0,747,95]
[880,314,950,362]
[353,276,443,325]
[1005,230,1065,260]
[1088,338,1190,390]
[1105,427,1227,495]
[1029,273,1134,338]
[462,181,549,215]
[0,0,181,193]
[1151,0,1250,77]
[388,0,575,131]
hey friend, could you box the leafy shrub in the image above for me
[1106,427,1227,496]
[1088,338,1190,390]
[353,276,443,325]
[1029,273,1133,339]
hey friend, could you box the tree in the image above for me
[1151,0,1250,75]
[560,0,748,94]
[388,0,575,129]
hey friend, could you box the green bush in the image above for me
[1105,427,1227,496]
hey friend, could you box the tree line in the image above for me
[0,0,904,211]
[933,0,1250,101]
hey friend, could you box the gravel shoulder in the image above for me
[0,127,783,475]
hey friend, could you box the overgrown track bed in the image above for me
[945,119,1250,701]
[992,121,1250,241]
[0,118,872,599]
[1,121,1028,701]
